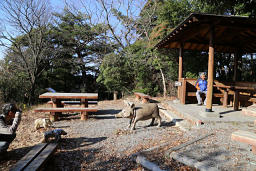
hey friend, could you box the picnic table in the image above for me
[213,84,256,111]
[35,93,98,121]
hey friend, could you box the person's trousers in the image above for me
[196,90,207,105]
[0,133,16,154]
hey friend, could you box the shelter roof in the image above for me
[155,13,256,53]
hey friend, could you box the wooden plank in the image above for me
[39,93,98,99]
[24,143,58,171]
[187,92,223,97]
[34,108,98,112]
[48,101,98,105]
[10,143,48,171]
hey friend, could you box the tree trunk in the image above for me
[160,68,167,98]
[113,91,118,100]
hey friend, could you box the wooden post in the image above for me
[178,44,183,99]
[234,90,239,111]
[233,52,238,81]
[81,99,88,120]
[233,52,239,111]
[181,79,186,104]
[206,26,215,112]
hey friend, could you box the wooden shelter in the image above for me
[155,13,256,112]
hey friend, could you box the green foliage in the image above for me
[97,53,131,92]
[185,72,198,79]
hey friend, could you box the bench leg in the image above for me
[142,98,149,104]
[49,112,58,122]
[81,99,88,120]
[252,146,256,154]
[135,95,141,101]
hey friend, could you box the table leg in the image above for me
[50,98,62,122]
[223,90,228,107]
[234,90,239,111]
[81,99,88,120]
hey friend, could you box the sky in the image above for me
[0,0,145,59]
[0,0,66,59]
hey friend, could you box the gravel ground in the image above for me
[1,98,255,170]
[0,98,193,171]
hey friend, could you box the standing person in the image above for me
[195,73,208,105]
[0,103,22,159]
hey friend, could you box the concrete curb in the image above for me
[171,152,219,171]
[242,108,256,117]
[165,102,203,126]
[231,130,256,154]
[159,107,190,132]
[135,155,165,171]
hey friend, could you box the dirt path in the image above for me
[0,99,190,170]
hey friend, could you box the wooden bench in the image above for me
[34,108,98,121]
[134,92,151,103]
[47,100,98,105]
[10,143,58,171]
[187,92,224,98]
[249,98,256,104]
[231,130,256,154]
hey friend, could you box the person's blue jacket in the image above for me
[195,79,207,91]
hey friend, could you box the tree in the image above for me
[51,9,113,92]
[0,0,53,104]
[96,52,132,98]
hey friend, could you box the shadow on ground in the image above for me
[173,145,232,169]
[45,136,107,170]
